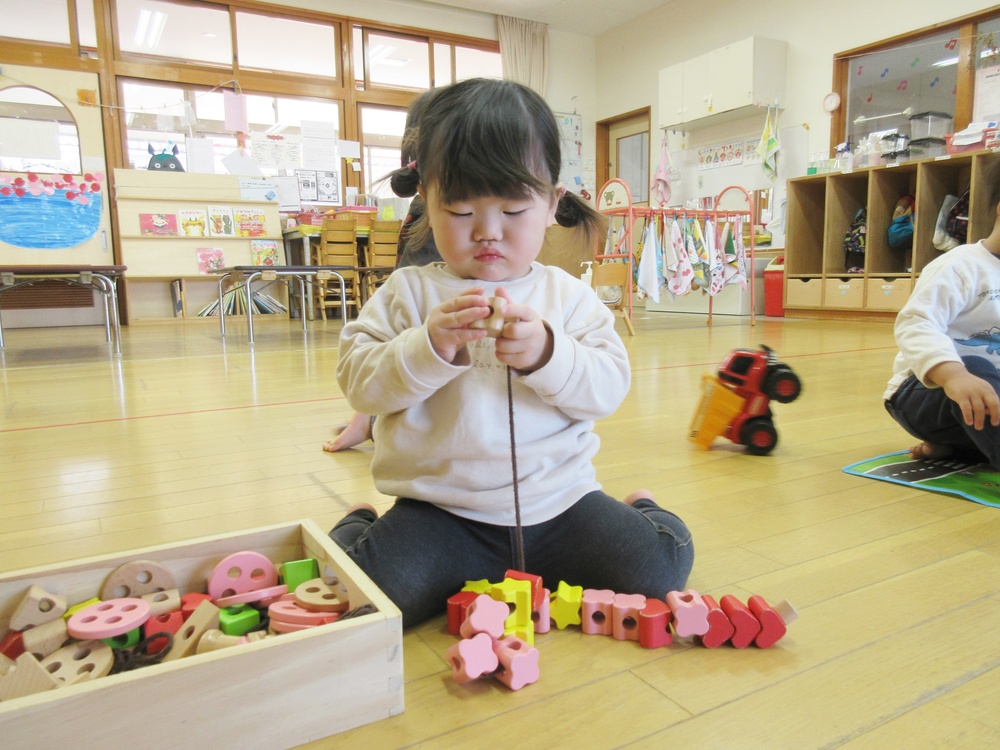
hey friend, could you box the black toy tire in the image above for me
[764,368,801,404]
[741,418,778,455]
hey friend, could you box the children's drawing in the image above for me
[0,172,104,249]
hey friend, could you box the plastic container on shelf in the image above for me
[908,111,953,139]
[764,256,785,317]
[909,137,947,159]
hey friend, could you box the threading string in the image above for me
[507,365,526,573]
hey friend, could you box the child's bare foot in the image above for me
[908,441,954,461]
[623,488,655,506]
[345,502,378,517]
[322,412,372,452]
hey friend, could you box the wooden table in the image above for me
[0,265,127,356]
[214,266,351,344]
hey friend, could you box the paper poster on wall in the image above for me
[973,65,1000,123]
[296,170,318,202]
[554,112,585,196]
[272,176,301,211]
[697,140,745,170]
[301,120,338,170]
[238,177,278,202]
[249,132,302,170]
[316,170,341,205]
[185,138,216,174]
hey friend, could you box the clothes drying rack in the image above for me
[596,178,758,326]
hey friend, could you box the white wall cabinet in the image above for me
[658,37,787,129]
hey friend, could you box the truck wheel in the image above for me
[741,418,778,455]
[764,368,801,403]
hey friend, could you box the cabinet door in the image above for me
[710,38,754,113]
[681,53,712,121]
[657,63,684,128]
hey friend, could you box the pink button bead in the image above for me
[67,598,151,639]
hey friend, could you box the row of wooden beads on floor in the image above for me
[445,571,799,691]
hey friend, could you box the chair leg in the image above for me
[622,312,636,337]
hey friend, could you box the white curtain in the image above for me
[497,16,549,96]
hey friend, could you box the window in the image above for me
[455,46,503,81]
[845,30,960,149]
[121,80,340,177]
[236,12,338,79]
[0,86,81,174]
[359,106,407,198]
[117,0,231,65]
[0,0,70,45]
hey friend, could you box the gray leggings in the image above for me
[885,354,1000,468]
[330,491,694,628]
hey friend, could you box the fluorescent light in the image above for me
[932,49,998,68]
[135,10,166,49]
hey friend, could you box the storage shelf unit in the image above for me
[784,150,1000,316]
[115,170,285,322]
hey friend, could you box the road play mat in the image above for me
[843,451,1000,509]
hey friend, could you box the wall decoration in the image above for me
[0,171,105,249]
[147,143,185,172]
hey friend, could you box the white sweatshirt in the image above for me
[337,261,631,525]
[885,241,1000,400]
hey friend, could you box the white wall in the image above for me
[595,0,991,189]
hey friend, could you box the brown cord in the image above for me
[507,366,526,572]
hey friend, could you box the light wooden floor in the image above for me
[3,309,1000,749]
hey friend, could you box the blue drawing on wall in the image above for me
[0,172,104,249]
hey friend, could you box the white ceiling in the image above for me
[418,0,676,37]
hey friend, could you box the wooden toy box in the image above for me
[0,520,403,749]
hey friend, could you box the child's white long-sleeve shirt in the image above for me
[885,241,1000,400]
[337,261,631,525]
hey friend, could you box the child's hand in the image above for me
[427,287,491,364]
[932,362,1000,430]
[491,287,553,372]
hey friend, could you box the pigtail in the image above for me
[389,164,420,198]
[555,190,608,248]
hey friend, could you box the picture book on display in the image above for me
[251,239,279,266]
[207,206,236,237]
[139,212,178,236]
[197,247,226,274]
[233,207,267,237]
[179,208,208,237]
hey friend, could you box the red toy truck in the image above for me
[689,345,801,455]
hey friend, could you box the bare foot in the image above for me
[322,412,372,452]
[623,488,655,506]
[345,502,378,517]
[908,441,954,461]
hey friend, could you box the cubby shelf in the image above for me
[784,149,999,315]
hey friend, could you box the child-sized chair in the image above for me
[591,261,635,336]
[315,215,362,320]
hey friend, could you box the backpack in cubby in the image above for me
[843,208,866,271]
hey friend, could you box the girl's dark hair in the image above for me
[388,88,438,199]
[388,78,606,250]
